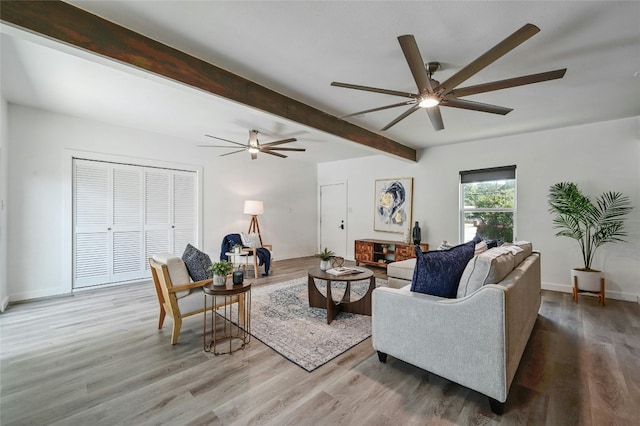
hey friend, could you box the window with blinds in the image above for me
[73,158,197,288]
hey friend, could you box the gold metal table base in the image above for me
[203,282,251,355]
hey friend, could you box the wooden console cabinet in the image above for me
[354,239,429,268]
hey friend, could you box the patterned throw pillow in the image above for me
[181,244,213,281]
[240,232,261,248]
[410,241,475,298]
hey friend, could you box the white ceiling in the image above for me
[2,1,640,163]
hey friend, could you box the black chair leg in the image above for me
[489,397,504,415]
[377,351,387,363]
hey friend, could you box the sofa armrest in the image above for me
[372,285,509,402]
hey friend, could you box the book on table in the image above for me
[326,267,362,276]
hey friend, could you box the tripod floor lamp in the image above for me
[244,200,264,246]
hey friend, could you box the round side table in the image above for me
[203,281,251,355]
[225,251,249,276]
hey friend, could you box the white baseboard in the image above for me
[542,282,639,303]
[0,296,9,312]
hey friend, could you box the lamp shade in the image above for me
[243,200,264,215]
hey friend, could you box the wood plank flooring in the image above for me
[1,256,639,425]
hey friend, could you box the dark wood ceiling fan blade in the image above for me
[449,69,567,97]
[381,105,420,131]
[426,106,444,131]
[342,100,417,118]
[204,134,246,147]
[260,138,297,147]
[219,149,247,157]
[436,23,540,94]
[398,34,433,93]
[265,147,306,152]
[331,82,417,99]
[261,150,287,158]
[443,98,513,115]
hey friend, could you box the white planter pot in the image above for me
[213,274,227,287]
[320,260,330,271]
[571,268,604,292]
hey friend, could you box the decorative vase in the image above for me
[213,274,227,287]
[412,221,422,245]
[571,268,604,292]
[232,270,244,285]
[320,260,330,271]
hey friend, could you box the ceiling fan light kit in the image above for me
[419,96,439,108]
[199,129,305,160]
[332,23,566,131]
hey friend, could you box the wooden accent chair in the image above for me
[149,253,240,344]
[243,244,273,278]
[222,233,273,277]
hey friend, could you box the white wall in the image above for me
[0,96,8,311]
[7,105,318,301]
[319,117,640,302]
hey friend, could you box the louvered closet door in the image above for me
[144,170,171,265]
[74,160,146,288]
[172,171,197,254]
[74,159,199,287]
[111,165,144,282]
[74,160,111,287]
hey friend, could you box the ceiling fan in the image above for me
[198,129,305,160]
[331,23,566,131]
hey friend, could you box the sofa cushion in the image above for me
[182,244,213,282]
[474,240,488,255]
[410,241,475,298]
[457,246,516,298]
[152,252,191,299]
[387,258,416,281]
[503,241,533,265]
[437,240,454,250]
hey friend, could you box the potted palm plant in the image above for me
[209,260,234,286]
[314,247,335,271]
[547,182,633,294]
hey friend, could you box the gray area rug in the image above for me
[223,276,386,372]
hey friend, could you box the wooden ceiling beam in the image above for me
[0,0,416,161]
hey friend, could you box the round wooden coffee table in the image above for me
[307,267,375,324]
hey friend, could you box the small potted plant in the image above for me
[380,244,389,254]
[209,260,234,286]
[231,244,243,254]
[314,247,335,271]
[548,182,633,298]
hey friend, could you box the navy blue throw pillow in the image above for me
[410,241,475,298]
[182,244,213,282]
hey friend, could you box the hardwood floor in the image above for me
[1,256,639,425]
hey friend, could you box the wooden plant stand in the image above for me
[572,275,605,306]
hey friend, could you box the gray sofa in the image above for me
[372,243,541,414]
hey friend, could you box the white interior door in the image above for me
[111,165,144,282]
[320,183,347,258]
[172,171,197,254]
[74,160,111,288]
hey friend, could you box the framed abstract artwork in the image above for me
[374,177,413,233]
